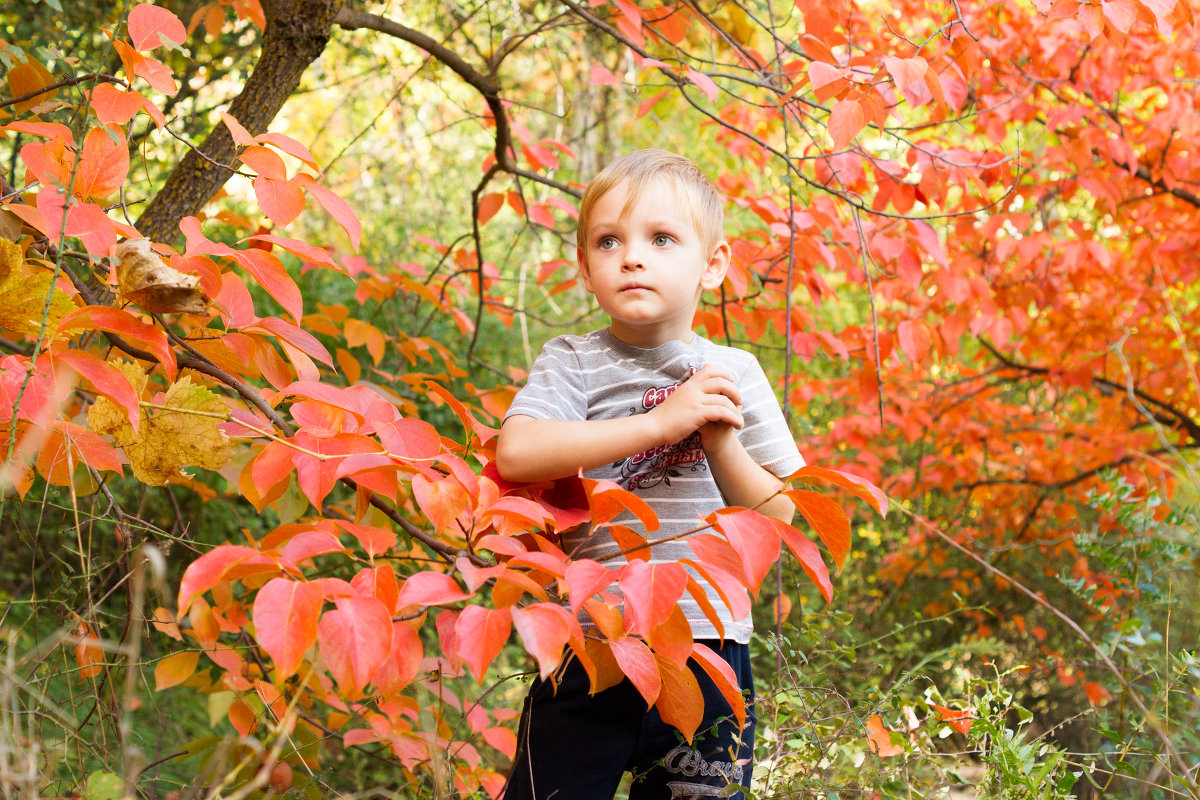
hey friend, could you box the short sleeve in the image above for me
[504,337,588,422]
[735,358,806,478]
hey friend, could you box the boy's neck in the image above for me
[605,322,696,349]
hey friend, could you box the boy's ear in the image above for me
[700,240,731,291]
[577,244,594,292]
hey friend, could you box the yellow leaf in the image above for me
[154,650,200,690]
[0,237,75,339]
[6,55,58,113]
[87,360,148,446]
[89,368,233,486]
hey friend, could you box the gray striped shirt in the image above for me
[504,328,805,643]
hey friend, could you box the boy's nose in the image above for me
[622,245,645,270]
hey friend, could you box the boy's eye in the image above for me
[652,234,673,247]
[598,236,618,250]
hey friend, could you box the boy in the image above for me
[496,149,805,800]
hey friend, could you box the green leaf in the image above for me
[85,771,122,800]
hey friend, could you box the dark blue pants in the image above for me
[502,640,756,800]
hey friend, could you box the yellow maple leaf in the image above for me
[89,366,233,486]
[0,237,76,339]
[87,360,148,446]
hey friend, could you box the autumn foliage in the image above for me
[2,0,1198,795]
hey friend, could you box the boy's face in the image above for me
[577,178,729,348]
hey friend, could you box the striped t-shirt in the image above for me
[504,328,805,643]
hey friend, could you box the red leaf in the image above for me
[609,637,660,708]
[582,478,660,530]
[178,545,277,613]
[808,61,848,95]
[710,508,781,595]
[773,518,833,604]
[866,715,903,756]
[412,472,470,533]
[351,564,399,611]
[681,558,751,620]
[786,465,888,517]
[529,203,555,229]
[246,316,334,366]
[317,596,393,696]
[564,560,616,615]
[252,577,323,678]
[395,571,473,610]
[279,530,346,570]
[291,431,379,507]
[250,441,294,497]
[883,55,928,93]
[232,248,302,322]
[691,642,746,728]
[127,4,187,50]
[253,132,319,170]
[512,603,572,679]
[254,176,305,228]
[785,489,852,569]
[293,173,361,251]
[372,622,424,694]
[686,67,719,102]
[827,98,865,150]
[59,307,178,378]
[244,233,343,273]
[456,605,513,682]
[53,350,140,431]
[376,418,441,461]
[618,560,688,637]
[333,520,397,559]
[897,319,932,364]
[589,63,622,85]
[653,654,704,743]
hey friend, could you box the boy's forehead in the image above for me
[594,177,687,221]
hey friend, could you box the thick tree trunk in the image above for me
[135,0,345,244]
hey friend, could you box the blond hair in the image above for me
[577,149,724,254]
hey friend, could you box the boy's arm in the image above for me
[496,364,744,483]
[700,423,795,523]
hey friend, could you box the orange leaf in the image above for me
[582,477,660,530]
[456,605,513,682]
[478,192,504,225]
[232,248,302,322]
[293,173,361,251]
[785,490,852,569]
[154,650,200,690]
[75,126,130,201]
[930,704,974,734]
[240,145,288,179]
[254,176,305,228]
[653,654,704,743]
[827,98,865,150]
[564,559,616,615]
[53,349,140,431]
[609,637,660,708]
[395,571,473,609]
[691,642,746,729]
[89,84,145,125]
[317,596,393,696]
[866,715,903,756]
[773,518,833,603]
[786,465,888,517]
[73,622,103,679]
[6,56,57,113]
[178,545,277,613]
[252,577,323,678]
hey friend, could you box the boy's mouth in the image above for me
[620,283,651,292]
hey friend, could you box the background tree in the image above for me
[1,0,1196,797]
